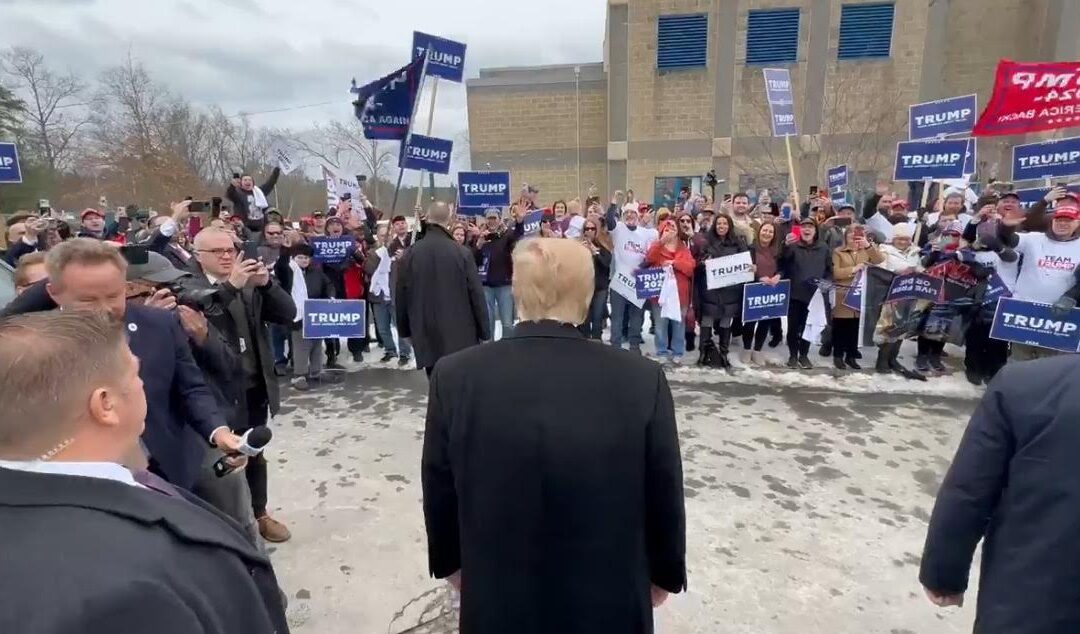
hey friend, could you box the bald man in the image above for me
[395,203,491,376]
[189,228,297,543]
[0,310,288,633]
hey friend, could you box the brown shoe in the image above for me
[257,514,292,543]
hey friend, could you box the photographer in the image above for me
[189,228,297,543]
[125,252,260,541]
[475,206,525,340]
[4,217,48,265]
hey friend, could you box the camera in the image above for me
[164,278,221,312]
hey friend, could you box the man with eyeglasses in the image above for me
[189,228,297,543]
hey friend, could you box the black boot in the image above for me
[786,355,799,369]
[715,328,733,372]
[798,354,814,370]
[890,344,926,381]
[685,330,696,353]
[844,355,862,371]
[697,336,716,367]
[833,356,846,370]
[964,368,983,386]
[875,345,891,374]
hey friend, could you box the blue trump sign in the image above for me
[909,94,978,140]
[742,280,790,323]
[0,143,21,184]
[458,171,510,208]
[311,237,354,264]
[1012,136,1080,182]
[827,165,848,192]
[413,32,467,83]
[401,134,453,175]
[894,139,970,181]
[763,68,797,137]
[963,138,976,175]
[843,270,864,312]
[990,297,1080,352]
[522,210,544,236]
[303,300,367,339]
[1015,185,1080,209]
[886,273,943,303]
[635,267,666,300]
[983,272,1012,305]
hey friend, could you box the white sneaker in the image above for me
[750,351,765,366]
[670,356,683,367]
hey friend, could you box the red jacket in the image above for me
[645,241,695,309]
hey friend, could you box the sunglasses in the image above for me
[584,226,597,231]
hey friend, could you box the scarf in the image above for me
[288,258,308,323]
[251,186,269,210]
[370,246,392,300]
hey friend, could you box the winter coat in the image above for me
[779,237,833,304]
[921,355,1080,634]
[695,230,749,322]
[877,244,922,274]
[832,244,884,318]
[645,241,695,311]
[589,242,613,292]
[395,224,490,370]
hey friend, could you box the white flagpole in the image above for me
[391,47,432,217]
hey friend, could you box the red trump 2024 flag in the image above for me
[973,59,1080,136]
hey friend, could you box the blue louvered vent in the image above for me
[657,14,708,71]
[838,3,895,60]
[746,9,800,64]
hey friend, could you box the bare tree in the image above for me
[732,69,908,202]
[286,119,395,205]
[1,46,89,172]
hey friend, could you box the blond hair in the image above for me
[0,310,128,455]
[45,238,126,287]
[512,238,593,325]
[14,251,47,288]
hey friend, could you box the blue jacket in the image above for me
[125,305,224,489]
[920,355,1080,633]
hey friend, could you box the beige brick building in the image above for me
[467,0,1080,207]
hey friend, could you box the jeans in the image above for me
[484,285,515,340]
[372,302,412,357]
[655,317,686,359]
[269,323,290,365]
[580,288,608,339]
[609,290,644,349]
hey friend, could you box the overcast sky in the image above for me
[0,0,606,177]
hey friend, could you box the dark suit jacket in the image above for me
[185,261,296,427]
[126,305,224,489]
[422,321,686,634]
[921,355,1080,634]
[395,225,490,369]
[0,467,288,634]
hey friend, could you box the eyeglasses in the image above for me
[265,231,283,236]
[198,247,237,257]
[584,227,597,232]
